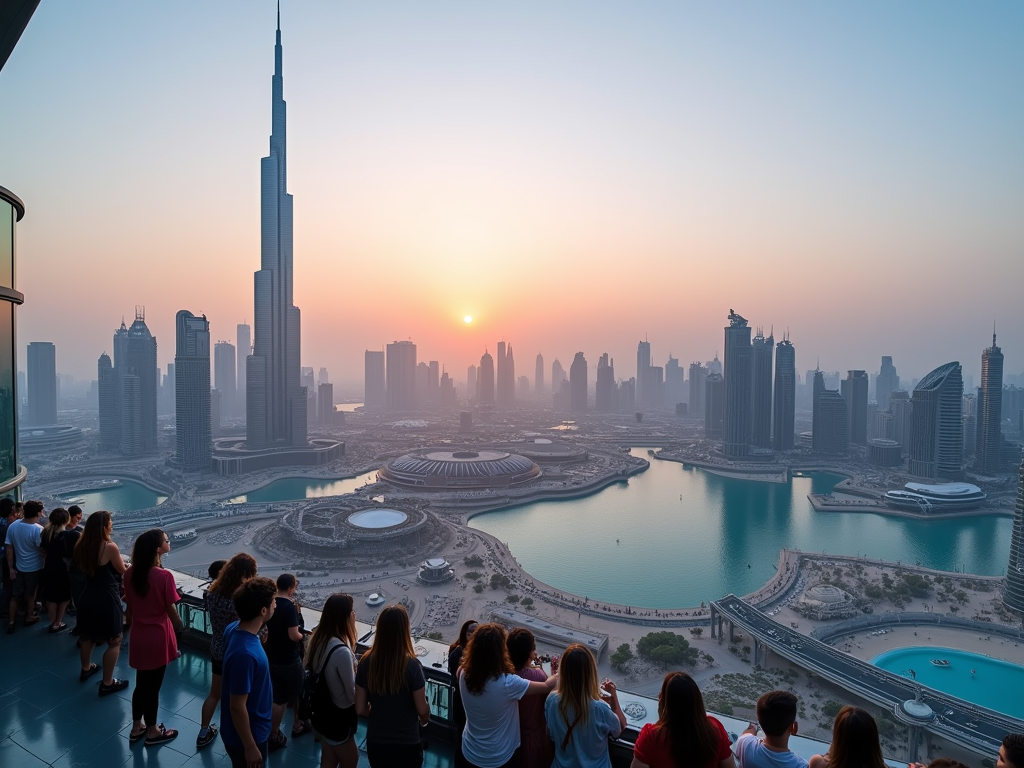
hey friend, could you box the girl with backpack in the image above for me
[305,593,359,768]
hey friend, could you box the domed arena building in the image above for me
[380,449,541,490]
[796,584,857,620]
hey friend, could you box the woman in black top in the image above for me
[40,508,72,632]
[266,573,308,750]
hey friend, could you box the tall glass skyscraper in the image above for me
[975,333,1003,475]
[175,311,211,470]
[773,336,795,451]
[908,362,964,480]
[1004,456,1024,614]
[247,9,306,448]
[723,310,752,458]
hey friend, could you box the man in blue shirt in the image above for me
[221,576,277,768]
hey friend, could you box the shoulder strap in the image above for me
[318,642,344,674]
[561,712,582,751]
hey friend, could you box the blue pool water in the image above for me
[470,449,1011,608]
[227,470,379,504]
[871,646,1024,718]
[58,481,167,513]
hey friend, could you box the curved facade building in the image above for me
[0,186,26,499]
[884,481,986,513]
[908,362,964,480]
[1005,457,1024,613]
[381,449,541,489]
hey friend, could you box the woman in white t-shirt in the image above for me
[457,622,556,768]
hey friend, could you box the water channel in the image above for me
[58,481,168,513]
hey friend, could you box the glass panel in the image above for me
[425,677,452,723]
[0,302,15,485]
[0,201,12,289]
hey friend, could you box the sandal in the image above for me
[49,623,68,634]
[129,728,147,743]
[98,678,129,697]
[291,720,312,738]
[79,663,100,682]
[268,730,288,751]
[144,725,178,746]
[23,616,40,627]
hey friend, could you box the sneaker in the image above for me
[98,678,129,697]
[196,724,218,749]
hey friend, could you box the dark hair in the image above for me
[208,560,227,580]
[651,672,719,768]
[756,690,798,738]
[23,500,43,519]
[362,605,417,696]
[233,576,278,621]
[67,505,83,519]
[277,573,297,592]
[1003,734,1024,768]
[0,497,15,518]
[130,529,165,598]
[306,593,356,671]
[209,553,258,598]
[450,619,479,652]
[506,627,536,670]
[42,508,70,546]
[462,623,514,695]
[824,707,884,768]
[73,511,112,576]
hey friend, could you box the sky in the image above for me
[2,1,1022,392]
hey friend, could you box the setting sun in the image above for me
[463,315,473,324]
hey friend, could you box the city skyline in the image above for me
[2,2,1022,386]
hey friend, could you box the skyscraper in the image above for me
[117,309,158,456]
[876,356,898,411]
[247,9,306,449]
[812,370,849,454]
[751,330,774,448]
[705,373,724,438]
[364,350,385,409]
[535,354,544,396]
[689,362,707,417]
[317,382,333,424]
[773,336,795,451]
[214,341,236,420]
[841,370,869,445]
[976,333,1004,475]
[1004,456,1024,613]
[595,353,615,412]
[496,342,515,408]
[665,355,684,409]
[723,310,752,459]
[908,362,964,480]
[174,311,211,470]
[97,353,118,451]
[236,322,250,418]
[636,340,651,409]
[889,390,912,448]
[478,350,495,405]
[466,365,477,403]
[26,341,56,426]
[570,352,588,413]
[386,341,417,412]
[551,359,566,394]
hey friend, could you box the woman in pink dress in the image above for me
[124,529,183,747]
[507,628,556,768]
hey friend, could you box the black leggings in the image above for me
[132,665,167,726]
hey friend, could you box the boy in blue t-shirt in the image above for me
[220,576,278,768]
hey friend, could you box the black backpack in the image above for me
[299,644,358,742]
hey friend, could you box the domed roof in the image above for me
[804,585,848,604]
[389,450,536,479]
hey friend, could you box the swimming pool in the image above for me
[870,646,1024,719]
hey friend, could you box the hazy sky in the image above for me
[3,1,1022,390]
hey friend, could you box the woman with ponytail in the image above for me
[40,507,72,632]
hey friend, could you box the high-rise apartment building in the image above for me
[595,353,615,412]
[812,370,848,454]
[636,340,651,409]
[466,365,476,403]
[551,359,566,395]
[908,362,964,480]
[214,341,236,420]
[876,356,899,411]
[689,362,707,417]
[570,352,588,413]
[751,330,774,448]
[236,323,250,418]
[495,342,515,408]
[97,353,118,451]
[477,351,495,405]
[427,360,440,403]
[535,354,544,396]
[705,373,724,438]
[364,350,385,409]
[174,310,211,470]
[841,370,869,445]
[115,310,158,456]
[247,12,307,449]
[386,341,417,412]
[889,390,912,448]
[976,333,1004,474]
[1004,456,1024,613]
[26,341,57,426]
[723,311,752,458]
[317,382,333,424]
[665,355,684,409]
[773,337,795,451]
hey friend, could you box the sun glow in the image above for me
[463,315,473,324]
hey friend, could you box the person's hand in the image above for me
[601,678,619,700]
[244,743,262,768]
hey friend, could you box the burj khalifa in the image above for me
[247,7,306,448]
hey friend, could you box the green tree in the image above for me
[473,583,485,593]
[490,573,511,590]
[464,555,484,568]
[610,643,633,671]
[689,627,703,639]
[464,571,482,581]
[520,597,534,607]
[506,594,520,604]
[637,631,699,667]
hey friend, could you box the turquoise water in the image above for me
[58,481,167,513]
[227,470,379,504]
[871,646,1024,718]
[469,449,1011,608]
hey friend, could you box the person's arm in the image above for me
[287,625,303,642]
[106,542,127,574]
[6,537,15,577]
[718,754,737,768]
[354,684,370,717]
[229,692,263,768]
[808,756,827,768]
[604,681,627,734]
[413,686,430,727]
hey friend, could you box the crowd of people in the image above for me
[2,498,1023,768]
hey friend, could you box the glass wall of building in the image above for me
[0,188,25,498]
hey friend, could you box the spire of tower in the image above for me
[993,320,997,348]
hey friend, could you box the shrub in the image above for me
[610,643,633,671]
[473,583,485,593]
[506,594,520,604]
[490,573,511,590]
[464,555,484,568]
[637,631,698,666]
[520,597,533,607]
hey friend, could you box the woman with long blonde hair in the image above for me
[305,593,359,768]
[355,604,430,767]
[545,644,625,768]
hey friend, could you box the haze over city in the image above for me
[2,1,1022,388]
